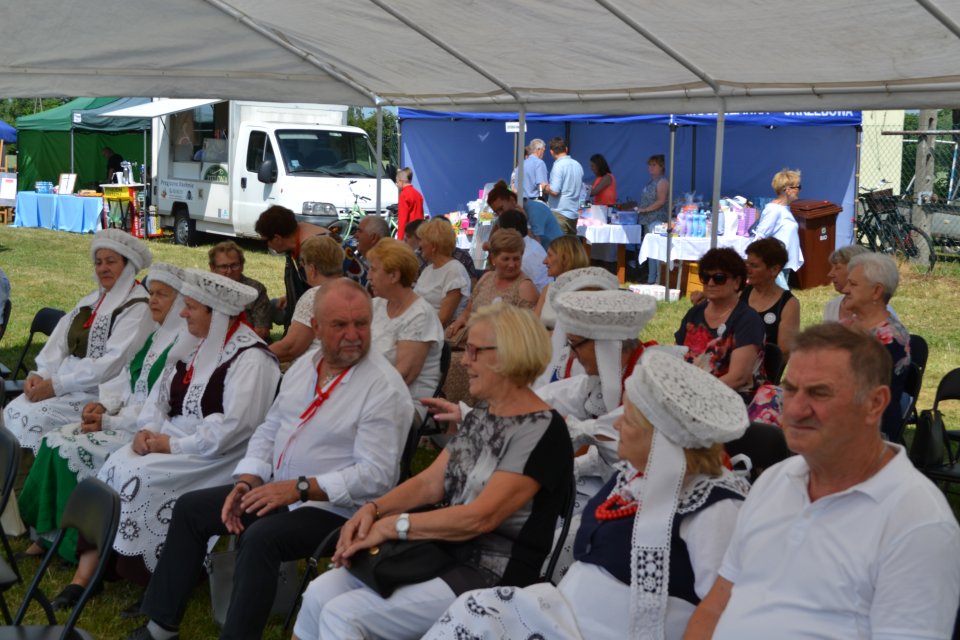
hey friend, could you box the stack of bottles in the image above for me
[34,181,55,194]
[674,205,712,238]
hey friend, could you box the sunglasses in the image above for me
[790,184,802,190]
[465,343,497,360]
[699,271,730,285]
[566,337,592,353]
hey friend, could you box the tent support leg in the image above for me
[710,104,726,248]
[375,104,383,216]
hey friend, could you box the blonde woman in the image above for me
[293,304,574,640]
[535,235,590,327]
[414,218,471,327]
[753,169,804,284]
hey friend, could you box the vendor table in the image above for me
[13,191,103,233]
[638,234,752,266]
[576,223,644,284]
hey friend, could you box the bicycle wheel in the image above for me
[856,217,882,252]
[890,224,936,274]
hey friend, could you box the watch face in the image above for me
[397,516,410,532]
[298,480,309,491]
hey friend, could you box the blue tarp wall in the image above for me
[0,119,15,143]
[399,110,860,247]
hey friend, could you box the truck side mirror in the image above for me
[258,159,278,184]
[385,163,398,182]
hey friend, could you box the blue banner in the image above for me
[399,108,861,127]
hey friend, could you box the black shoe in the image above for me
[120,596,145,620]
[50,583,85,611]
[125,624,179,640]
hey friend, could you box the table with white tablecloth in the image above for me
[638,234,753,291]
[638,234,752,267]
[576,223,644,284]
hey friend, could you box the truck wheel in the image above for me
[174,210,197,246]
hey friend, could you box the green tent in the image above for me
[16,97,151,192]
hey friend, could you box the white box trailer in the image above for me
[109,99,397,244]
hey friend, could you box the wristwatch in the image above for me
[296,476,310,503]
[395,513,411,541]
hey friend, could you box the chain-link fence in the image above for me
[860,111,960,255]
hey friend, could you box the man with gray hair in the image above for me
[685,323,960,640]
[344,214,389,288]
[522,138,548,200]
[128,279,414,640]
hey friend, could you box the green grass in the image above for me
[0,225,958,638]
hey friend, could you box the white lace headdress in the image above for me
[621,350,750,639]
[554,289,657,412]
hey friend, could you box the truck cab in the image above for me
[153,100,397,244]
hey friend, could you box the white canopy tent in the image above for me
[3,0,957,257]
[3,0,960,112]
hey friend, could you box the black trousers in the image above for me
[141,484,347,640]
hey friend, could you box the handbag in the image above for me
[346,540,456,597]
[206,537,301,627]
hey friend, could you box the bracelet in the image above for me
[366,500,382,520]
[235,480,253,492]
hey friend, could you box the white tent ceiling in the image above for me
[2,0,960,113]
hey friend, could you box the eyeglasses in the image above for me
[699,271,730,285]
[464,343,497,360]
[790,184,802,190]
[213,262,242,273]
[566,337,592,353]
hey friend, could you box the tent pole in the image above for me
[70,128,75,174]
[710,104,726,248]
[665,119,677,289]
[375,104,383,217]
[517,106,526,199]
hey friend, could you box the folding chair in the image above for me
[417,342,454,442]
[0,426,22,624]
[0,300,11,348]
[909,334,929,375]
[541,473,577,585]
[725,422,794,483]
[0,308,66,404]
[0,478,120,640]
[762,342,785,385]
[897,363,924,444]
[931,368,960,463]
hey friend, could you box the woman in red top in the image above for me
[589,154,617,206]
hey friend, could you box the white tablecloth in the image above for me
[577,223,645,245]
[638,234,752,267]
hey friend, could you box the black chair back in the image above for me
[0,426,20,578]
[935,368,960,408]
[762,342,785,385]
[398,413,421,483]
[0,299,11,345]
[725,422,794,483]
[2,307,66,404]
[542,473,577,585]
[12,478,120,639]
[437,342,452,392]
[909,334,929,374]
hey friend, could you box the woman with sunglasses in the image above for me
[675,248,765,401]
[752,169,804,286]
[292,304,573,640]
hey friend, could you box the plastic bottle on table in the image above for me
[676,210,687,237]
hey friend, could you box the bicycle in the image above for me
[856,188,936,274]
[328,180,370,243]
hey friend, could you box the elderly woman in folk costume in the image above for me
[18,263,198,565]
[534,267,621,389]
[50,269,281,609]
[5,229,154,453]
[425,350,751,640]
[534,289,658,580]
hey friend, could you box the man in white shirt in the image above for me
[540,137,584,236]
[128,279,415,640]
[522,138,548,200]
[684,323,960,640]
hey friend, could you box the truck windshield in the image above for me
[276,129,378,177]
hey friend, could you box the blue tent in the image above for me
[399,110,861,246]
[0,118,15,143]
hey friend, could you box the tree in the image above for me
[0,98,72,152]
[347,106,399,166]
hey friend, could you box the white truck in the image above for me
[144,100,396,244]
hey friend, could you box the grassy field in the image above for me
[0,225,958,638]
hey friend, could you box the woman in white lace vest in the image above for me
[18,263,198,564]
[4,229,154,453]
[424,349,752,640]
